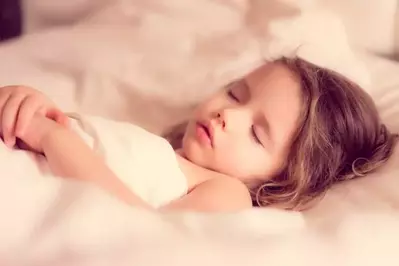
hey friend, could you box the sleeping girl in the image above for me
[0,57,397,211]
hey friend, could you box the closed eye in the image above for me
[251,126,262,145]
[227,90,239,102]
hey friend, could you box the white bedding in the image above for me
[1,1,399,265]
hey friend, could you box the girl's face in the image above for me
[182,62,302,183]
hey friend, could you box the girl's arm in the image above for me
[42,127,151,209]
[42,126,251,212]
[0,85,250,212]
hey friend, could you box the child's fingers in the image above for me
[1,93,27,147]
[58,114,70,128]
[15,96,42,136]
[57,115,70,128]
[0,92,11,136]
[46,108,70,128]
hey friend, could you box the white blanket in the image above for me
[1,142,398,265]
[1,1,399,265]
[68,113,187,207]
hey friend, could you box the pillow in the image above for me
[356,51,399,132]
[304,52,399,221]
[319,0,398,55]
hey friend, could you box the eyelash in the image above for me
[227,88,261,145]
[251,126,262,145]
[227,90,239,102]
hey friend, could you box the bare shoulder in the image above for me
[201,177,251,197]
[189,177,252,211]
[165,155,252,212]
[162,176,252,212]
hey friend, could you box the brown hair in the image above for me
[165,57,398,210]
[252,57,398,210]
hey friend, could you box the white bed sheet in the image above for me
[1,3,399,265]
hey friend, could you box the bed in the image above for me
[1,1,399,265]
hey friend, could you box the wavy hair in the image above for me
[165,57,398,210]
[252,58,398,210]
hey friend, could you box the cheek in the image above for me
[215,141,272,178]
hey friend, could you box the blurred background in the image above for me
[1,0,398,57]
[0,0,399,133]
[0,0,22,41]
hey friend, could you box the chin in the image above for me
[182,141,202,163]
[181,137,213,169]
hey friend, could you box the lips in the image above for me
[196,121,214,147]
[201,123,212,140]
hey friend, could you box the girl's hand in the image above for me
[0,85,69,147]
[17,114,63,154]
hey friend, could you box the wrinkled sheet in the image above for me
[1,138,399,265]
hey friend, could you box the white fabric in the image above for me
[21,0,399,55]
[0,113,187,209]
[0,1,399,265]
[259,7,371,89]
[68,113,187,208]
[21,0,113,33]
[319,0,398,55]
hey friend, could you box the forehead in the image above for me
[245,62,301,95]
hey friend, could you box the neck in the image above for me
[176,150,258,192]
[174,149,227,191]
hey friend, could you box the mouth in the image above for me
[195,122,213,147]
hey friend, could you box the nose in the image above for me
[216,112,226,129]
[214,108,250,131]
